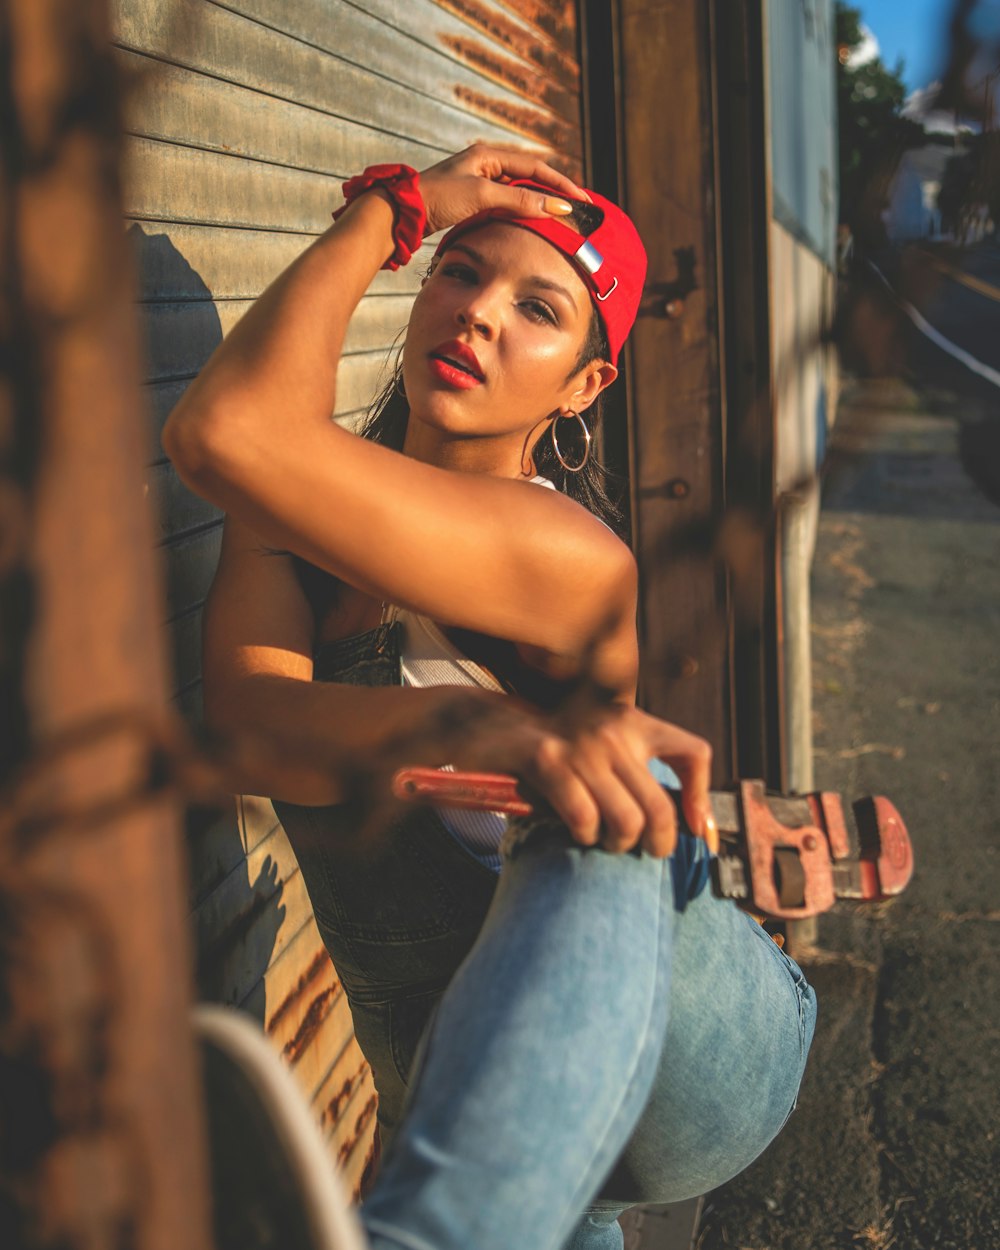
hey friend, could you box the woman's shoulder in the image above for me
[525,472,630,543]
[543,485,637,583]
[507,485,638,694]
[521,484,639,647]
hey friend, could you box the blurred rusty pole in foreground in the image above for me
[0,2,211,1246]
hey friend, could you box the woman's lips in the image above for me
[427,356,484,389]
[427,339,485,389]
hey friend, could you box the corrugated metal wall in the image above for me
[114,0,584,1195]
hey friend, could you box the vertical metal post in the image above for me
[714,0,783,786]
[779,488,820,950]
[615,0,733,776]
[578,0,633,521]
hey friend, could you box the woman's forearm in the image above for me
[205,671,517,807]
[207,669,717,857]
[162,192,396,485]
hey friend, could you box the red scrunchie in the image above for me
[333,164,427,271]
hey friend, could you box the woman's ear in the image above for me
[571,361,618,413]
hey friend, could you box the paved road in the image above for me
[695,255,1000,1248]
[910,239,1000,376]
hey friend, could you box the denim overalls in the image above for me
[275,621,500,1141]
[275,622,817,1250]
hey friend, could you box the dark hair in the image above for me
[358,202,627,537]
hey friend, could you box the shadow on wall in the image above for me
[129,223,224,713]
[128,224,287,1027]
[187,800,289,1029]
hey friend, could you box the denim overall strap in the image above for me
[274,623,499,1140]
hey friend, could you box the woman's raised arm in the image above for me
[163,147,638,691]
[163,145,585,486]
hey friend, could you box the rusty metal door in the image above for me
[585,0,781,786]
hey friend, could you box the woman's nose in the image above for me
[455,297,497,339]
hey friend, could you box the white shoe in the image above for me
[194,1004,368,1250]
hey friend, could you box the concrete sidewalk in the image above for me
[695,376,1000,1249]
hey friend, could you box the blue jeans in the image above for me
[276,625,816,1250]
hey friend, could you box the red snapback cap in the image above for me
[433,179,647,365]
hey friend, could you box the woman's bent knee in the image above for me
[596,899,817,1204]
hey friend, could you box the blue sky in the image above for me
[855,0,954,90]
[856,0,1000,92]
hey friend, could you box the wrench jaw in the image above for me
[808,791,912,902]
[735,780,836,920]
[852,795,914,900]
[711,783,914,918]
[807,790,853,860]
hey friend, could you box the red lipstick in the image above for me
[428,339,485,389]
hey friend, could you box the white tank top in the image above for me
[391,475,556,871]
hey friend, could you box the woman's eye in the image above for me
[522,299,557,325]
[442,263,477,283]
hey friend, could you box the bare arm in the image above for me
[164,147,638,694]
[175,144,716,849]
[204,516,714,853]
[202,516,525,806]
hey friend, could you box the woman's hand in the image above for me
[514,705,717,859]
[419,143,590,236]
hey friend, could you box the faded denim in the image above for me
[275,624,816,1250]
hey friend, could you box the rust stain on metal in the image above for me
[503,0,577,48]
[452,84,580,157]
[320,1058,370,1128]
[267,947,334,1035]
[323,1078,355,1126]
[505,0,576,22]
[442,34,577,117]
[282,981,342,1064]
[436,0,578,72]
[355,1135,381,1204]
[336,1094,379,1167]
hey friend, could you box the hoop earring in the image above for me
[394,371,407,400]
[550,410,591,473]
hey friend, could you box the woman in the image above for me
[164,145,816,1250]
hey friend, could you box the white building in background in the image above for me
[887,83,984,243]
[885,142,952,240]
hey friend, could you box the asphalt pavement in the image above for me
[695,359,1000,1247]
[617,243,1000,1250]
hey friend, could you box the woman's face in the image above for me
[401,222,615,468]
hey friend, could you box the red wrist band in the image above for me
[333,164,427,271]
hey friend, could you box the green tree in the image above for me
[836,2,925,243]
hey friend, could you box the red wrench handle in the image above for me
[392,767,534,816]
